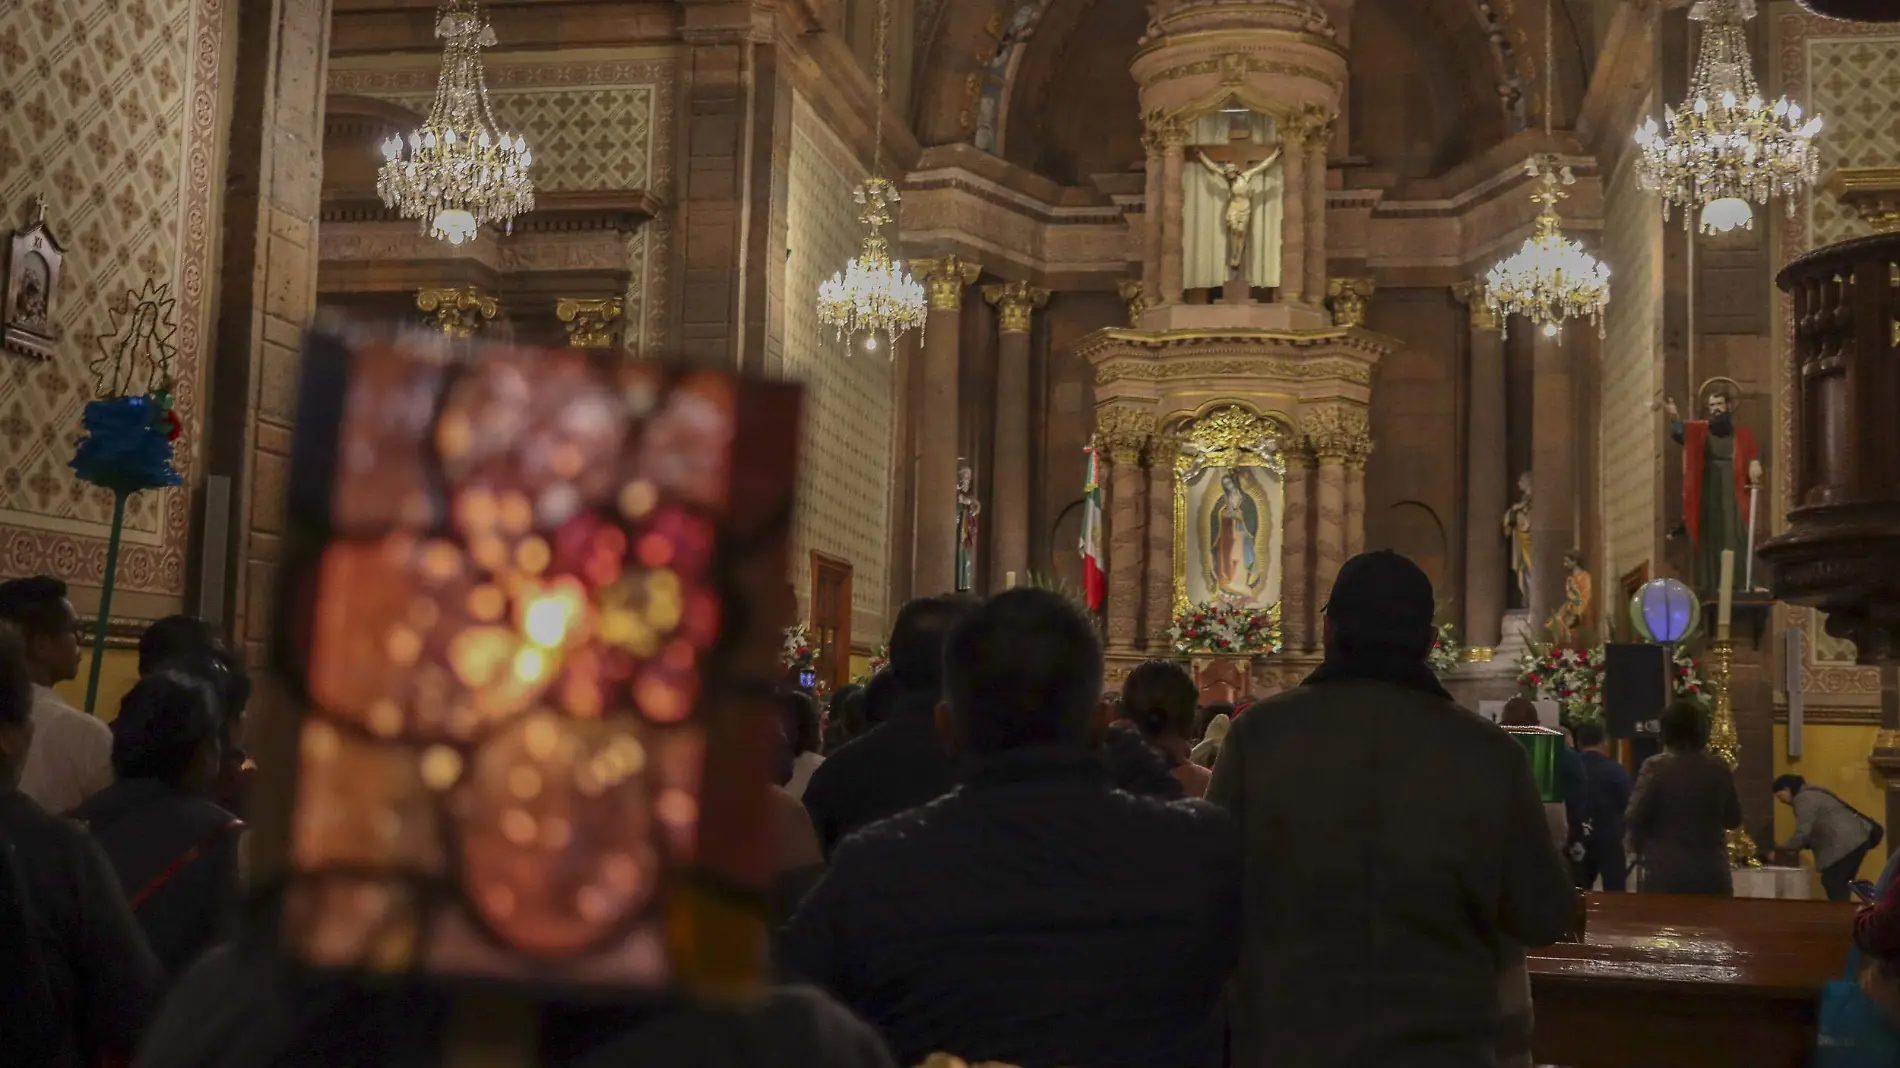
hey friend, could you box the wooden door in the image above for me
[810,552,853,692]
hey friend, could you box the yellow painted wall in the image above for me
[53,648,142,725]
[1772,722,1888,886]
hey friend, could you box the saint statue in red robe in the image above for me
[1666,383,1763,597]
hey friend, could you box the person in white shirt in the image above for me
[0,576,111,814]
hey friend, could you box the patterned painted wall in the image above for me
[0,0,223,601]
[327,52,675,357]
[1771,9,1898,701]
[1596,130,1662,598]
[785,92,894,643]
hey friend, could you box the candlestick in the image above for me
[1717,549,1735,638]
[1707,637,1762,868]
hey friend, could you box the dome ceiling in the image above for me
[911,0,1593,187]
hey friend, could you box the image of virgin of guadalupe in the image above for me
[1210,469,1263,598]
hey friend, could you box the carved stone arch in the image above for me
[322,94,428,199]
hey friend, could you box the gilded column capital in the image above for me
[1304,405,1372,465]
[1144,108,1188,151]
[417,286,498,339]
[1116,279,1148,327]
[1096,405,1157,466]
[983,280,1051,334]
[1451,279,1501,332]
[556,296,624,349]
[913,255,982,311]
[1325,277,1375,328]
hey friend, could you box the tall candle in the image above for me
[1717,549,1735,637]
[1005,571,1018,590]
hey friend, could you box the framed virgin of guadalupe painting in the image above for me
[1173,406,1288,616]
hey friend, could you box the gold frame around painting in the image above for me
[1171,404,1290,619]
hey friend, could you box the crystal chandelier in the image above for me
[1632,0,1823,235]
[815,0,926,353]
[377,0,534,245]
[1485,157,1612,340]
[1483,0,1610,341]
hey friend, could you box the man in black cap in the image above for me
[1208,550,1576,1068]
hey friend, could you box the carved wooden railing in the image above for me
[1760,231,1900,661]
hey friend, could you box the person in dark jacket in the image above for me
[1208,551,1576,1068]
[132,918,897,1068]
[780,588,1242,1068]
[801,595,975,856]
[1625,698,1743,896]
[0,625,161,1068]
[1573,721,1632,891]
[76,670,244,978]
[139,616,256,815]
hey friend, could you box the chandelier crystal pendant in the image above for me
[1632,0,1823,235]
[1483,0,1610,341]
[815,0,927,354]
[377,0,534,245]
[1485,156,1612,340]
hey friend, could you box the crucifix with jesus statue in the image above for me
[1183,119,1286,294]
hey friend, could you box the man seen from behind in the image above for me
[1208,550,1576,1068]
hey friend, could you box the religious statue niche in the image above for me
[956,460,981,593]
[1184,108,1283,294]
[1666,377,1764,598]
[3,195,65,361]
[1173,406,1287,616]
[1503,471,1533,609]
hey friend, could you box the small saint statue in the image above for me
[1551,550,1592,648]
[1195,146,1284,277]
[955,461,980,593]
[1502,472,1533,608]
[1666,382,1763,597]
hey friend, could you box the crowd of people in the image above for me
[0,549,1894,1067]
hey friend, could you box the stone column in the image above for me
[1099,408,1155,653]
[1303,114,1333,309]
[1528,330,1575,630]
[1454,281,1508,650]
[1144,433,1178,649]
[205,0,334,663]
[1141,126,1165,305]
[1278,134,1307,305]
[1160,127,1187,303]
[1281,449,1313,651]
[1307,405,1366,609]
[1345,452,1368,558]
[983,281,1048,590]
[911,255,980,596]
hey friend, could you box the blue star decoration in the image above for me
[70,390,183,495]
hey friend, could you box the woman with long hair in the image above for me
[1119,659,1210,797]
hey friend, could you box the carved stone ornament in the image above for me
[1326,276,1374,328]
[1096,404,1158,464]
[983,280,1050,333]
[1303,404,1372,464]
[1117,279,1149,326]
[4,194,65,361]
[417,286,499,339]
[556,296,625,349]
[912,255,983,311]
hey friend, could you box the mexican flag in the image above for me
[1080,443,1106,612]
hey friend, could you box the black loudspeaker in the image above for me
[1603,643,1668,740]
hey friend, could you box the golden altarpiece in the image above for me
[1081,0,1398,687]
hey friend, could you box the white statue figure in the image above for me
[1196,147,1284,277]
